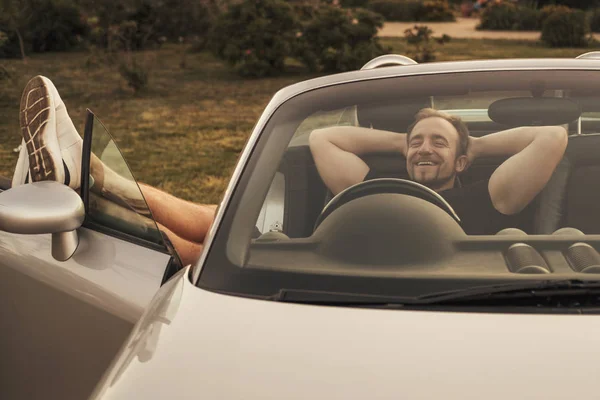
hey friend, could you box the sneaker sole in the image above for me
[20,76,57,182]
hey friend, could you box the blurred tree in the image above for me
[78,0,225,51]
[76,0,134,51]
[210,0,299,77]
[404,25,450,63]
[28,0,88,52]
[295,4,386,72]
[0,0,32,60]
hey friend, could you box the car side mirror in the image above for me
[0,181,85,261]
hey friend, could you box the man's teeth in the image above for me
[417,162,434,166]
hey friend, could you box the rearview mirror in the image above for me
[0,181,85,261]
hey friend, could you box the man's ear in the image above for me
[455,155,468,173]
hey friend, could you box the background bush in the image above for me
[210,0,299,77]
[477,2,541,31]
[119,55,150,92]
[368,0,421,21]
[367,0,455,22]
[295,5,386,73]
[541,7,590,47]
[0,29,22,58]
[590,7,600,33]
[420,0,455,22]
[404,24,450,62]
[0,0,87,57]
[80,0,222,52]
[29,0,88,52]
[536,0,599,10]
[538,4,572,26]
[340,0,370,7]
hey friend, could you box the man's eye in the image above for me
[410,141,422,147]
[434,141,446,147]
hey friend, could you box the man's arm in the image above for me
[470,126,568,215]
[309,126,406,195]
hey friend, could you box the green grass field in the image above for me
[0,39,590,203]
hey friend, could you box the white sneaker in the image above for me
[12,75,82,189]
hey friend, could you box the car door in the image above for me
[0,111,179,400]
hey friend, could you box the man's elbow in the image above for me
[545,125,568,152]
[489,182,530,216]
[309,128,325,154]
[309,128,334,151]
[491,195,525,216]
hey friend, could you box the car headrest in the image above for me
[488,97,581,127]
[357,98,431,133]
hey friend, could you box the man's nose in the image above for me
[418,142,432,154]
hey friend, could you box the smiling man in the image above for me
[309,108,568,235]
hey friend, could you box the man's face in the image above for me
[406,117,467,191]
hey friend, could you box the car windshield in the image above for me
[202,69,600,301]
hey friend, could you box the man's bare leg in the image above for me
[90,153,216,264]
[156,222,205,267]
[139,183,217,265]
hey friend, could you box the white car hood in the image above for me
[93,272,600,399]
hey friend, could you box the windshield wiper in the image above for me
[415,279,600,304]
[272,280,600,306]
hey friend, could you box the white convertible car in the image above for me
[3,53,600,399]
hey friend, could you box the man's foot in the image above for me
[12,75,82,189]
[12,76,149,216]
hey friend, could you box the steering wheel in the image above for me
[314,178,460,230]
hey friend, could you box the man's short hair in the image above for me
[406,108,470,157]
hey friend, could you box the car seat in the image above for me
[550,134,600,234]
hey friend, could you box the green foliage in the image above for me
[590,7,600,33]
[210,0,299,77]
[0,0,31,59]
[82,0,221,52]
[541,7,590,47]
[477,2,541,31]
[28,0,88,52]
[367,0,455,22]
[369,0,420,21]
[0,0,87,56]
[118,55,150,92]
[0,30,7,49]
[0,64,10,81]
[1,0,87,55]
[106,19,155,52]
[295,5,386,73]
[84,2,158,51]
[0,29,21,58]
[517,6,542,30]
[536,0,599,10]
[539,5,571,24]
[420,0,455,22]
[340,0,370,7]
[154,0,220,46]
[403,25,450,63]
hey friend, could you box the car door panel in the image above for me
[0,228,170,400]
[0,258,133,400]
[0,228,169,322]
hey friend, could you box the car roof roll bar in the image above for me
[361,54,418,70]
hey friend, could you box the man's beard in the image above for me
[409,168,456,192]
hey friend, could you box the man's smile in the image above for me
[414,159,440,168]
